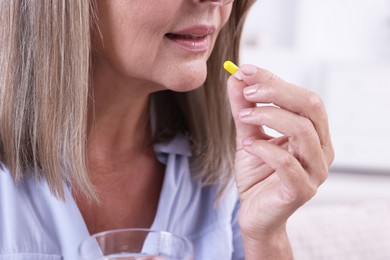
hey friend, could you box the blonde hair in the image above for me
[0,0,256,201]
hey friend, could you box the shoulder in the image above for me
[0,165,60,256]
[0,165,88,259]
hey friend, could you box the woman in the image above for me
[0,0,334,259]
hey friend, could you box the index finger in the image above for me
[238,64,334,164]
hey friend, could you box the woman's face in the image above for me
[93,0,233,92]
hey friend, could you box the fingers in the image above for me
[238,64,334,166]
[239,106,328,185]
[227,75,271,150]
[235,136,289,195]
[226,63,332,190]
[243,139,322,204]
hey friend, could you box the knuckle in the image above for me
[327,145,336,165]
[251,107,267,122]
[322,143,335,166]
[261,86,273,100]
[305,182,318,200]
[307,93,328,122]
[258,68,279,85]
[308,93,325,112]
[297,116,315,136]
[278,153,294,169]
[267,71,278,83]
[309,159,329,192]
[318,163,329,185]
[320,170,329,184]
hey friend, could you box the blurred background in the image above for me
[241,0,390,259]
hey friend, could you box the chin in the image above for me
[161,65,208,93]
[169,75,207,92]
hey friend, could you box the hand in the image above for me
[227,64,334,242]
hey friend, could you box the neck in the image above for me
[77,59,165,234]
[87,58,155,172]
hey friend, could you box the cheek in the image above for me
[93,1,176,77]
[221,5,233,26]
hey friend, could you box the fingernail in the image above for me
[243,84,258,95]
[242,137,255,146]
[239,108,253,118]
[233,71,243,81]
[240,64,257,76]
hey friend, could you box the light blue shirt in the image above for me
[0,134,244,259]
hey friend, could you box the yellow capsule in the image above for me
[223,60,242,80]
[223,60,238,75]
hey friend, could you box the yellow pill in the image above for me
[223,60,242,80]
[223,60,238,75]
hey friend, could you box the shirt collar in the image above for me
[154,133,192,164]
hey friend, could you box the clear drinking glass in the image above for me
[78,228,194,260]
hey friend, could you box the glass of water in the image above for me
[78,228,194,260]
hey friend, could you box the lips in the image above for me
[165,33,206,40]
[165,26,215,53]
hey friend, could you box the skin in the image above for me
[227,65,334,258]
[77,0,232,241]
[91,0,232,93]
[78,0,334,259]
